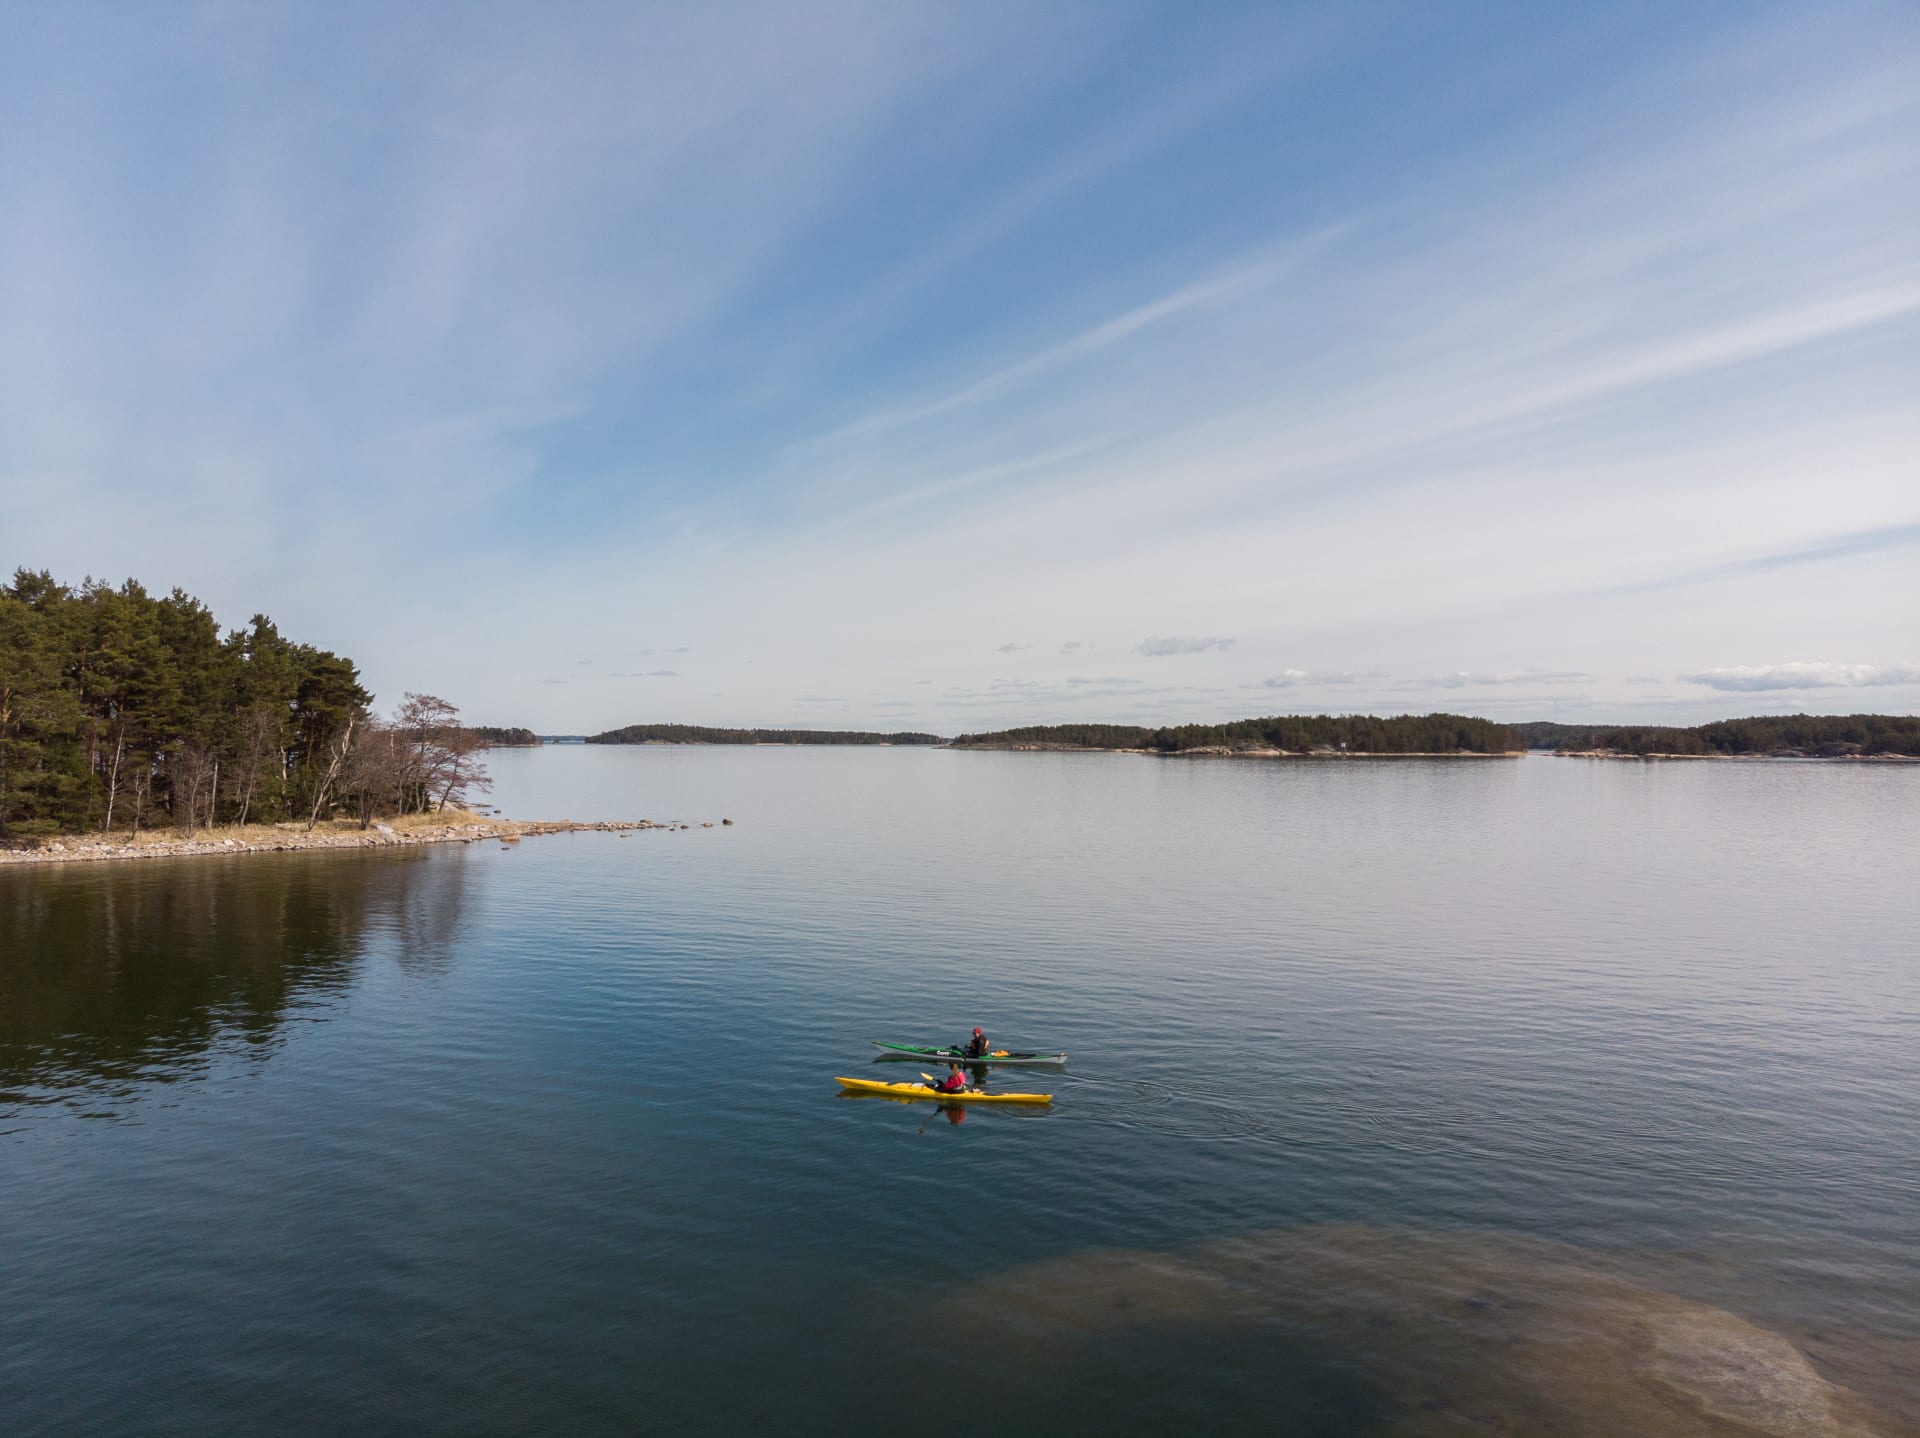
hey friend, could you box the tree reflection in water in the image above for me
[0,848,469,1116]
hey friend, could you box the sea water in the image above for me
[3,748,1916,1433]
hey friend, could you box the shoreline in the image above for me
[0,813,723,868]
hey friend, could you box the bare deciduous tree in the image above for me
[304,717,356,831]
[394,693,490,814]
[127,756,152,838]
[342,719,407,829]
[170,742,218,834]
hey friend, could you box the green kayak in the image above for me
[873,1041,1067,1066]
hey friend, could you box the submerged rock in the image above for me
[943,1226,1901,1436]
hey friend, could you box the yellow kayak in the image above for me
[835,1076,1052,1105]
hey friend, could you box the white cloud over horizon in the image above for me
[1410,670,1593,690]
[1681,662,1920,692]
[1138,637,1237,657]
[1253,669,1386,689]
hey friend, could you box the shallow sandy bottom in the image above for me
[945,1226,1916,1436]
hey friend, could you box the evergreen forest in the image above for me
[1512,715,1920,756]
[471,727,541,747]
[950,714,1522,753]
[588,724,944,746]
[0,569,487,840]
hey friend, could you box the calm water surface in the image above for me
[3,749,1917,1434]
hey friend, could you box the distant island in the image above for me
[950,714,1519,754]
[588,724,945,746]
[951,712,1920,759]
[1514,714,1920,758]
[471,726,541,748]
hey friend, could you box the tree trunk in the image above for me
[102,730,125,832]
[129,761,148,838]
[305,718,355,831]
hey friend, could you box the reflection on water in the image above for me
[0,849,467,1117]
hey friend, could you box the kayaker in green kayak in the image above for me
[926,1063,969,1094]
[963,1027,990,1060]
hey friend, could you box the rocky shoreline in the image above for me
[0,815,732,867]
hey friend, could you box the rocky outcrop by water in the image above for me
[0,817,712,866]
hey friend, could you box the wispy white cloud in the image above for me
[3,7,1914,732]
[830,246,1315,441]
[1681,662,1920,692]
[1253,668,1384,689]
[1138,636,1235,657]
[1406,670,1592,690]
[772,34,1326,387]
[1568,524,1920,601]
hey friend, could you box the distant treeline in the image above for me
[1514,715,1920,756]
[0,569,486,840]
[951,714,1520,754]
[472,726,541,747]
[589,724,944,746]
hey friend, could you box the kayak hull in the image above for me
[873,1041,1067,1066]
[836,1076,1052,1105]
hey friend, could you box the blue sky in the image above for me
[2,2,1915,731]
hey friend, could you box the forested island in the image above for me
[589,724,944,746]
[951,713,1919,758]
[950,714,1520,754]
[472,726,541,747]
[1514,715,1920,757]
[0,569,489,841]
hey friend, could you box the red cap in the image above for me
[973,1027,983,1035]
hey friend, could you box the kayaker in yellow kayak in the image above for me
[926,1063,969,1094]
[963,1026,990,1059]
